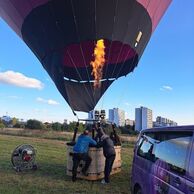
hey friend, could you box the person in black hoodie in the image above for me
[95,126,116,184]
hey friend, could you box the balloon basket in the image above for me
[66,144,121,180]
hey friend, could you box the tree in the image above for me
[78,123,85,132]
[102,123,119,135]
[120,125,137,135]
[68,122,77,131]
[11,117,18,126]
[0,122,5,129]
[52,122,63,131]
[13,123,23,128]
[62,123,69,131]
[26,119,45,130]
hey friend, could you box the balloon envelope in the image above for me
[0,0,171,112]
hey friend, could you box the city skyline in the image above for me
[0,106,182,126]
[0,1,194,125]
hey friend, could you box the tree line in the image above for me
[0,118,83,131]
[0,117,137,135]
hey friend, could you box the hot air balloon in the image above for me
[0,0,172,113]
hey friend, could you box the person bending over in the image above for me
[72,130,97,182]
[96,127,116,184]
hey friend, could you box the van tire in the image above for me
[134,185,142,194]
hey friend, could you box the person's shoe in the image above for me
[72,176,76,182]
[81,170,88,176]
[101,179,108,184]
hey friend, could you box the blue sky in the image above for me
[0,1,193,124]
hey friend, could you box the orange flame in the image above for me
[90,39,105,88]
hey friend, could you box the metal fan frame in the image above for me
[11,144,37,172]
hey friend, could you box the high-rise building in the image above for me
[154,116,178,127]
[108,108,125,127]
[135,106,153,131]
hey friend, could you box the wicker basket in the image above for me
[66,145,121,180]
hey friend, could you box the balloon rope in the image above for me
[67,51,95,108]
[103,0,119,79]
[113,0,152,108]
[110,1,136,79]
[70,0,96,106]
[115,0,163,110]
[99,0,119,109]
[72,109,79,121]
[48,1,95,111]
[113,0,151,80]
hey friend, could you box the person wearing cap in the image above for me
[95,127,116,184]
[72,130,97,182]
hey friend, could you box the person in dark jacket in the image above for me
[95,127,116,184]
[72,130,97,182]
[110,124,121,146]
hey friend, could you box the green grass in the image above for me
[0,134,134,194]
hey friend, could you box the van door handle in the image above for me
[189,187,194,192]
[173,177,181,185]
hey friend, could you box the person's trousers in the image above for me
[104,154,116,183]
[72,153,92,180]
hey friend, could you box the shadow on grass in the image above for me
[0,161,68,180]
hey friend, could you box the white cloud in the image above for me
[124,102,131,106]
[160,85,173,91]
[36,97,45,103]
[8,95,22,99]
[0,70,44,90]
[36,97,59,105]
[47,99,59,105]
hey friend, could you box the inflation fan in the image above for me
[11,144,37,172]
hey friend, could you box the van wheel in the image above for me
[134,186,142,194]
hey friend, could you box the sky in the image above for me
[0,1,194,125]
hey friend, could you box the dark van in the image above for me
[131,125,194,194]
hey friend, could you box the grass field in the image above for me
[0,134,134,194]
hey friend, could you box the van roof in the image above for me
[141,125,194,133]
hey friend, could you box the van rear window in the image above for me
[137,131,192,174]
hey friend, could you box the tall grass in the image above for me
[0,128,73,141]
